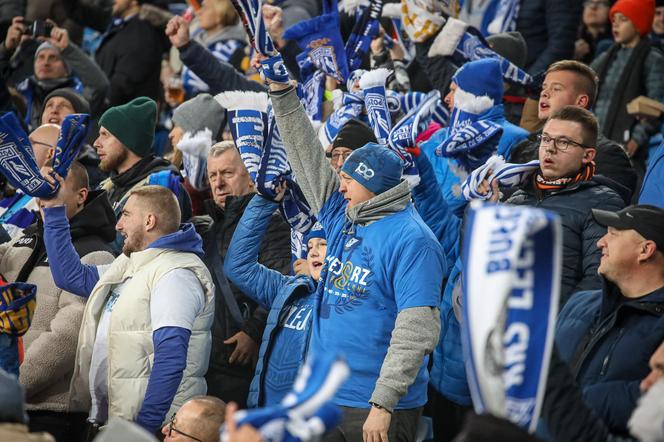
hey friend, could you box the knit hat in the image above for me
[98,97,157,158]
[172,93,224,137]
[305,221,326,243]
[610,0,656,36]
[42,88,91,115]
[452,58,504,113]
[35,41,69,75]
[329,119,377,156]
[486,31,528,69]
[340,143,403,195]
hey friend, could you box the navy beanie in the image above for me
[452,58,504,106]
[305,221,326,244]
[341,143,403,195]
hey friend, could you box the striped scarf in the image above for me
[534,162,596,192]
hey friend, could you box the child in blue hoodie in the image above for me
[224,186,326,408]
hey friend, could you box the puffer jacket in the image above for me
[0,190,115,412]
[224,195,316,408]
[194,193,292,406]
[555,281,664,434]
[507,177,625,305]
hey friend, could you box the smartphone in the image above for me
[22,20,54,38]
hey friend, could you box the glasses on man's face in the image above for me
[330,151,352,163]
[168,413,203,442]
[537,134,588,152]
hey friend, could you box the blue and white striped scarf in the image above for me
[221,353,349,442]
[359,68,392,144]
[462,202,561,432]
[461,155,539,201]
[487,0,520,34]
[344,0,384,71]
[297,53,326,123]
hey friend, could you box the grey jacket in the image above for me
[270,85,441,411]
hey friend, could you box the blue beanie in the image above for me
[452,58,504,107]
[305,221,326,244]
[340,143,403,195]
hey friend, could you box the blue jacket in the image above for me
[555,281,664,433]
[639,140,664,208]
[420,104,528,214]
[224,195,317,408]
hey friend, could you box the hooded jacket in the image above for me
[555,280,664,434]
[271,85,443,411]
[224,195,317,408]
[0,190,115,412]
[194,194,291,406]
[507,177,625,305]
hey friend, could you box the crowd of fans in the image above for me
[1,0,664,441]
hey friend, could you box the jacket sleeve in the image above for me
[582,379,642,432]
[630,49,664,147]
[61,43,109,117]
[136,326,190,433]
[178,41,267,94]
[568,192,624,298]
[371,306,441,411]
[270,85,339,214]
[19,250,115,399]
[527,0,580,74]
[412,152,462,272]
[224,195,291,311]
[42,206,101,297]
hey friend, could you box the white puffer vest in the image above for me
[68,247,215,424]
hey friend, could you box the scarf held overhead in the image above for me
[461,202,561,433]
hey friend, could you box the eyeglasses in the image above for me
[538,134,590,152]
[330,151,353,163]
[167,413,203,442]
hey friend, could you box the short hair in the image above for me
[190,396,226,442]
[128,185,180,234]
[545,60,599,107]
[66,161,89,191]
[208,140,238,159]
[547,105,599,147]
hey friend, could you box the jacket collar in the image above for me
[600,277,664,318]
[203,193,255,223]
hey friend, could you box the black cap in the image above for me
[592,205,664,251]
[328,119,377,157]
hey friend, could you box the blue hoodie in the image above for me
[42,206,205,432]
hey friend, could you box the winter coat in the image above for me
[516,0,582,74]
[555,281,664,434]
[224,195,316,408]
[95,15,167,106]
[194,194,292,406]
[507,177,625,305]
[69,228,215,424]
[0,190,115,412]
[639,141,664,207]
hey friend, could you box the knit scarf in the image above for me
[534,161,595,192]
[297,53,326,123]
[462,202,561,433]
[461,155,540,201]
[344,0,384,71]
[222,353,349,442]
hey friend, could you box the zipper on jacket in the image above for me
[599,327,624,377]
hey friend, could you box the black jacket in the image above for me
[507,178,625,305]
[194,193,291,406]
[95,15,166,106]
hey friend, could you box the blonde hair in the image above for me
[128,185,181,234]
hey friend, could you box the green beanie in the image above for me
[99,97,157,158]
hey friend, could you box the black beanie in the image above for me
[42,88,91,115]
[329,119,377,157]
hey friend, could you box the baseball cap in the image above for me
[592,205,664,251]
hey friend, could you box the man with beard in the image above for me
[39,183,215,436]
[95,0,167,105]
[94,96,191,252]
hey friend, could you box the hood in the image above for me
[592,175,632,206]
[110,155,179,190]
[197,22,247,46]
[69,189,117,242]
[147,222,205,257]
[345,180,411,227]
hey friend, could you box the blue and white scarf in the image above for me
[297,52,326,123]
[345,0,384,71]
[359,68,392,144]
[428,18,533,86]
[0,112,89,198]
[229,0,275,54]
[221,353,349,442]
[461,155,539,201]
[461,202,561,432]
[283,0,350,83]
[319,93,364,147]
[176,129,214,191]
[487,0,520,35]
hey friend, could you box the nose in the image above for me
[212,174,225,189]
[640,370,658,393]
[444,91,453,107]
[339,181,347,193]
[93,136,102,151]
[597,233,608,249]
[335,156,345,171]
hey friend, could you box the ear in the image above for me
[638,240,658,263]
[576,94,590,109]
[77,187,88,206]
[145,213,158,232]
[583,147,597,163]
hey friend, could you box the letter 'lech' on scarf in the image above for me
[221,352,349,442]
[283,0,350,83]
[428,17,533,87]
[0,112,89,198]
[461,202,561,432]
